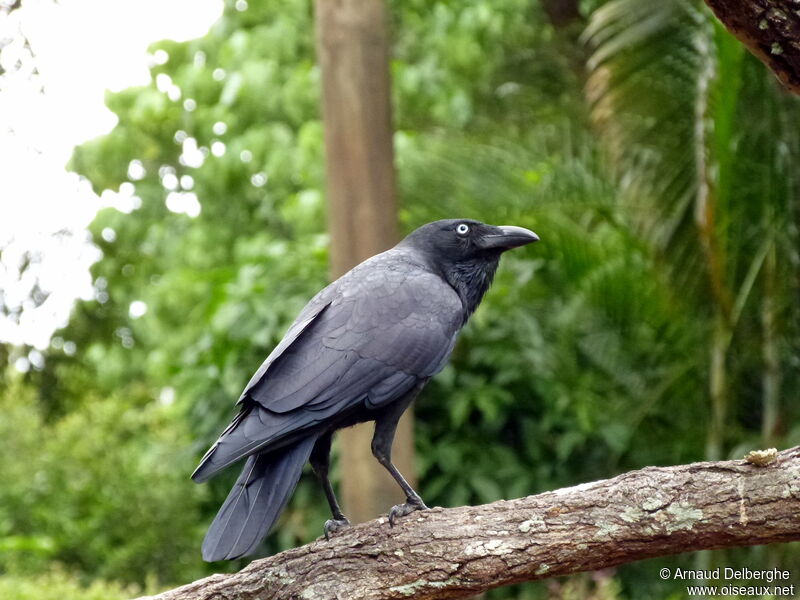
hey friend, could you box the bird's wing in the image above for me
[235,286,336,404]
[193,256,462,481]
[246,259,462,412]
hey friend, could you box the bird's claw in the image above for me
[388,498,429,527]
[323,517,351,540]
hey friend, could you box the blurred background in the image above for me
[1,0,799,598]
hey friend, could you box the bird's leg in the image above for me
[371,391,429,527]
[310,432,350,540]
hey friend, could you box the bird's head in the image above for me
[399,219,539,317]
[400,218,539,263]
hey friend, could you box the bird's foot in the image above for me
[323,517,351,541]
[388,497,429,527]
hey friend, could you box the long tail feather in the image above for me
[201,436,317,561]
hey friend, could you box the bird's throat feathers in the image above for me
[445,255,501,321]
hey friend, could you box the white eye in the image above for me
[456,223,470,236]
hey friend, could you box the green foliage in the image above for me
[0,570,143,600]
[0,379,206,583]
[584,0,800,458]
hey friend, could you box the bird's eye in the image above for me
[456,223,470,236]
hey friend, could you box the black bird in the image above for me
[192,218,539,561]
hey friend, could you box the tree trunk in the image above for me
[693,38,735,462]
[761,242,780,445]
[702,0,800,95]
[314,0,417,524]
[139,446,800,600]
[539,0,582,30]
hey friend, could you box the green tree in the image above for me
[0,378,205,584]
[584,0,800,459]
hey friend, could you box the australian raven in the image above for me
[192,218,539,561]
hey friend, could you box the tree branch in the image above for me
[703,0,800,95]
[140,446,800,600]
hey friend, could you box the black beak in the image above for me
[481,225,540,251]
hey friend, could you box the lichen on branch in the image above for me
[703,0,800,94]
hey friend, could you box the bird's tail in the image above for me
[201,435,317,561]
